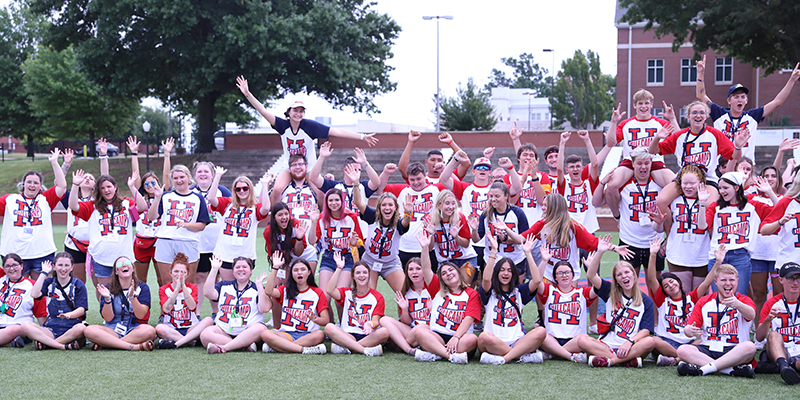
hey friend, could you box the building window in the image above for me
[652,108,664,118]
[647,59,664,85]
[715,57,733,84]
[681,59,697,83]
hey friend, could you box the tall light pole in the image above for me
[522,91,535,131]
[142,121,151,171]
[423,15,453,132]
[543,49,555,130]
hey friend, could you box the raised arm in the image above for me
[416,230,435,285]
[695,55,712,105]
[204,255,222,301]
[353,148,380,191]
[481,234,499,292]
[645,237,661,296]
[649,125,672,155]
[328,127,378,147]
[578,130,599,181]
[60,149,73,179]
[49,149,67,198]
[326,252,346,301]
[499,157,522,196]
[237,76,277,126]
[586,234,615,290]
[606,103,625,148]
[439,150,466,191]
[259,173,273,216]
[97,139,109,176]
[128,171,147,212]
[375,163,398,195]
[509,122,523,154]
[398,130,421,180]
[697,184,710,231]
[763,63,800,117]
[307,209,320,246]
[556,132,569,187]
[206,166,226,208]
[307,141,331,188]
[253,271,272,313]
[439,132,470,179]
[68,170,86,212]
[146,184,164,223]
[773,138,800,170]
[264,252,285,298]
[127,136,142,189]
[161,137,174,187]
[352,179,367,214]
[521,235,542,293]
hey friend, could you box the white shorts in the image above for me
[154,238,200,263]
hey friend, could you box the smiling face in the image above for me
[326,192,342,213]
[53,256,73,279]
[727,92,748,116]
[289,159,307,181]
[440,264,461,291]
[614,264,636,293]
[275,209,290,230]
[115,257,134,280]
[554,264,574,288]
[233,260,252,282]
[172,171,190,191]
[22,173,42,198]
[680,171,701,198]
[634,99,653,119]
[718,179,738,203]
[379,197,396,222]
[662,277,681,298]
[407,261,424,286]
[497,261,514,288]
[234,181,250,201]
[688,104,708,131]
[171,263,188,282]
[2,257,23,281]
[716,272,738,299]
[473,165,491,183]
[288,106,305,123]
[518,149,537,167]
[488,188,507,211]
[143,176,158,195]
[194,165,213,188]
[408,172,427,192]
[566,161,583,181]
[353,264,370,289]
[545,152,559,171]
[442,196,457,219]
[99,180,116,201]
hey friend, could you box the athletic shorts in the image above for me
[435,331,454,344]
[658,335,686,350]
[619,239,665,272]
[45,323,79,339]
[134,235,157,264]
[196,253,212,273]
[64,246,87,264]
[362,256,403,279]
[694,344,735,359]
[619,159,667,171]
[281,330,313,341]
[154,238,199,264]
[351,332,368,342]
[556,337,572,346]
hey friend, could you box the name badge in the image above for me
[276,269,286,280]
[230,317,243,329]
[23,227,34,236]
[371,262,383,272]
[709,340,724,352]
[114,323,128,336]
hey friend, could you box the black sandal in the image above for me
[34,341,47,351]
[91,343,104,351]
[11,336,25,348]
[64,341,80,350]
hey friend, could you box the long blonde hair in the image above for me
[374,192,400,227]
[542,193,572,248]
[431,190,459,227]
[230,175,257,208]
[610,261,643,311]
[785,170,800,199]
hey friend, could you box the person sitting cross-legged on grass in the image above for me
[155,253,214,349]
[200,255,270,354]
[84,256,156,351]
[755,262,800,385]
[260,253,330,355]
[325,254,389,356]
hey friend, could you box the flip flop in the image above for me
[11,336,25,348]
[141,340,154,351]
[34,341,49,351]
[92,343,105,351]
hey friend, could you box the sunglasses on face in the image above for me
[474,165,491,172]
[143,181,158,188]
[115,259,133,268]
[235,186,250,193]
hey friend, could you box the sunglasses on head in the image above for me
[474,165,491,172]
[235,186,250,193]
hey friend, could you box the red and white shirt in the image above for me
[705,200,772,259]
[666,195,711,267]
[431,212,477,262]
[749,194,781,261]
[276,285,329,332]
[0,276,46,326]
[616,115,670,162]
[158,282,200,330]
[213,280,264,336]
[335,287,385,335]
[211,198,268,262]
[64,193,92,250]
[760,196,800,269]
[280,181,318,223]
[0,187,63,258]
[600,291,655,350]
[618,176,663,248]
[74,199,138,266]
[429,288,481,336]
[136,198,160,238]
[686,293,755,347]
[657,126,735,183]
[652,287,701,344]
[155,191,211,242]
[384,183,443,253]
[556,165,599,233]
[403,275,439,327]
[315,212,363,253]
[760,294,800,358]
[523,220,598,280]
[506,171,552,226]
[538,283,595,339]
[263,220,307,261]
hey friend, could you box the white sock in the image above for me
[719,367,734,375]
[700,362,717,375]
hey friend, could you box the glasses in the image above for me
[555,271,572,277]
[143,181,158,188]
[115,259,133,268]
[689,111,707,116]
[234,187,250,193]
[474,165,491,172]
[786,276,800,282]
[3,263,21,269]
[290,162,307,168]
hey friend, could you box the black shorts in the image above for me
[556,337,571,346]
[352,333,367,341]
[196,253,212,273]
[695,344,735,360]
[64,246,87,264]
[619,239,665,272]
[435,331,454,344]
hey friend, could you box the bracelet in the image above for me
[505,165,514,171]
[403,212,413,218]
[734,145,743,150]
[371,321,377,329]
[531,178,539,182]
[130,152,138,156]
[627,338,635,344]
[271,266,281,271]
[99,155,108,159]
[697,79,703,82]
[610,245,617,252]
[448,139,454,145]
[102,297,112,303]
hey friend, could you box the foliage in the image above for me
[21,46,140,151]
[551,50,615,130]
[485,52,553,96]
[620,0,800,75]
[439,78,498,131]
[28,0,401,152]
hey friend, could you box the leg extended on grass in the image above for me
[325,323,389,354]
[261,329,325,353]
[85,324,156,350]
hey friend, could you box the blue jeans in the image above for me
[22,253,54,276]
[708,248,750,296]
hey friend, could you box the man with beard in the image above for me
[755,262,800,385]
[676,264,757,378]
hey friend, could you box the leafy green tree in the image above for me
[439,78,498,131]
[620,0,800,74]
[0,4,46,156]
[551,50,615,130]
[28,0,401,152]
[485,53,553,95]
[130,106,178,154]
[22,46,140,155]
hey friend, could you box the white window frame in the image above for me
[680,58,697,85]
[647,59,665,86]
[715,57,733,85]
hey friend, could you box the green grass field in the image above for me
[0,229,794,399]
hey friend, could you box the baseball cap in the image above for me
[780,262,800,278]
[288,100,306,110]
[473,157,492,168]
[720,171,745,186]
[727,84,749,98]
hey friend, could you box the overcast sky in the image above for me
[3,0,620,130]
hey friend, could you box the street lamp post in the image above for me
[522,91,535,131]
[423,15,453,132]
[543,49,555,130]
[142,121,151,171]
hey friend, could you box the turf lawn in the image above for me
[0,229,795,399]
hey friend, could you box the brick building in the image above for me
[614,3,800,127]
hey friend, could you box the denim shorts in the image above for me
[22,253,55,276]
[750,259,776,274]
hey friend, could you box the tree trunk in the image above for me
[26,132,34,158]
[196,92,220,153]
[89,129,96,158]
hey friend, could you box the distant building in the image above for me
[490,87,555,132]
[0,136,24,153]
[615,1,800,127]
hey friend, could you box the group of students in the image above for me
[2,67,800,383]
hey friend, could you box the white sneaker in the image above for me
[247,343,257,352]
[301,344,327,355]
[755,338,766,350]
[414,349,438,362]
[588,324,598,335]
[364,345,383,357]
[480,352,506,365]
[262,343,276,353]
[518,350,544,364]
[656,354,678,366]
[449,352,468,364]
[541,351,553,360]
[571,352,588,363]
[331,343,351,355]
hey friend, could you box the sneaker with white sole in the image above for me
[588,324,598,335]
[301,344,327,355]
[656,354,678,366]
[620,357,642,368]
[780,366,800,385]
[730,364,755,379]
[414,350,438,362]
[541,351,553,360]
[331,343,351,355]
[588,355,610,367]
[262,343,276,353]
[364,345,383,357]
[247,343,257,352]
[571,352,588,364]
[480,352,506,365]
[677,361,702,376]
[449,352,468,364]
[518,350,544,364]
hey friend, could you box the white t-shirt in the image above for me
[0,187,62,258]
